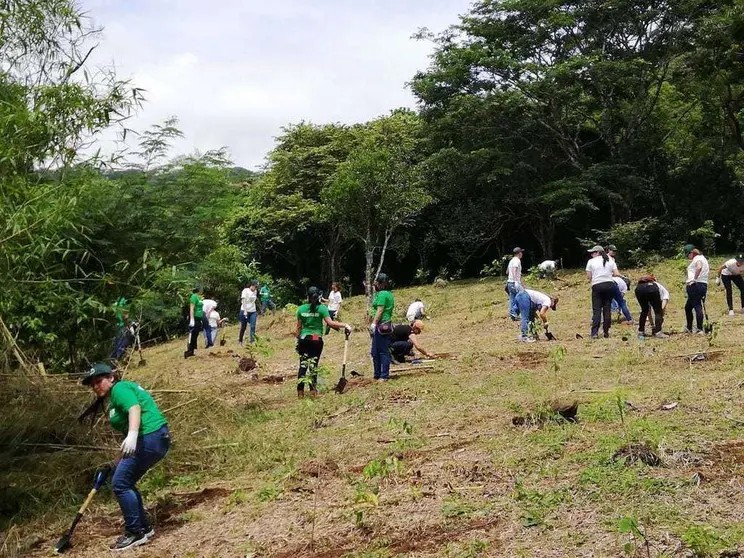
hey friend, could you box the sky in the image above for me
[83,0,472,168]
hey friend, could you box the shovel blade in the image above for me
[335,377,348,394]
[54,532,72,554]
[138,360,147,367]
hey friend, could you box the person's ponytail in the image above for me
[602,253,609,266]
[309,289,320,312]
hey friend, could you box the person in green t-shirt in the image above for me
[81,363,170,551]
[369,273,395,381]
[259,283,276,316]
[295,286,351,398]
[184,286,204,359]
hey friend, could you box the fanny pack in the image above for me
[376,321,393,335]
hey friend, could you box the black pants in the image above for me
[635,283,664,334]
[187,320,203,353]
[390,340,413,361]
[722,274,744,311]
[297,337,323,392]
[591,282,616,337]
[325,310,337,335]
[685,282,708,330]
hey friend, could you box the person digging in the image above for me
[514,289,559,343]
[389,320,434,364]
[79,363,170,551]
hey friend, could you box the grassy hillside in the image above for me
[2,258,744,557]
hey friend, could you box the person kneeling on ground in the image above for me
[80,363,170,551]
[406,298,427,322]
[514,289,558,343]
[537,260,558,279]
[716,255,744,316]
[296,287,351,398]
[389,320,433,363]
[635,275,669,339]
[611,276,634,324]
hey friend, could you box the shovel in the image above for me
[54,466,110,553]
[135,327,146,367]
[335,330,351,394]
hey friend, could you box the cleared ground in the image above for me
[2,259,744,557]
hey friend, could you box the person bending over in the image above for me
[389,320,433,363]
[635,275,669,339]
[716,255,744,316]
[514,288,559,343]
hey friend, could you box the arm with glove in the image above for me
[121,405,141,457]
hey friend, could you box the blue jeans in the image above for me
[370,328,391,380]
[507,282,523,317]
[238,310,257,344]
[202,317,213,347]
[260,299,276,315]
[611,286,633,322]
[110,327,133,360]
[112,425,170,533]
[685,282,708,330]
[515,291,536,336]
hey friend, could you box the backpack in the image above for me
[637,274,656,284]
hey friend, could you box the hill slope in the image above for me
[4,259,744,557]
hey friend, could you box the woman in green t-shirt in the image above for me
[295,286,351,398]
[81,363,170,551]
[369,273,395,381]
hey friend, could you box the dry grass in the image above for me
[3,259,744,557]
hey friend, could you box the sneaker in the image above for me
[682,327,692,334]
[637,333,646,340]
[653,332,668,339]
[590,335,599,340]
[509,314,519,322]
[142,526,155,540]
[183,350,194,359]
[695,329,705,335]
[110,531,148,552]
[730,310,736,316]
[603,332,610,339]
[519,336,535,343]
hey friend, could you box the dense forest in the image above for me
[3,0,744,370]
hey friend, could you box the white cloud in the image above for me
[83,0,472,167]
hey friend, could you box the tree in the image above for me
[324,111,432,308]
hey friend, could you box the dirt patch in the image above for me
[512,401,579,427]
[272,517,500,558]
[612,443,662,467]
[237,356,258,373]
[295,458,340,478]
[150,487,231,529]
[711,440,744,466]
[388,389,418,404]
[498,351,548,369]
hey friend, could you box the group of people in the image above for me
[506,243,744,340]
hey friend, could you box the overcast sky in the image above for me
[83,0,472,168]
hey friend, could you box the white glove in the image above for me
[344,325,352,335]
[716,277,721,286]
[120,431,138,457]
[369,324,377,335]
[189,318,195,328]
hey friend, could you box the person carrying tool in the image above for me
[80,363,170,551]
[259,282,276,316]
[201,293,217,348]
[389,320,434,363]
[506,247,525,320]
[683,244,709,334]
[238,280,258,345]
[635,275,669,339]
[111,297,133,361]
[184,286,203,359]
[295,287,350,398]
[369,273,395,382]
[323,282,343,334]
[716,255,744,315]
[514,289,559,342]
[586,246,620,339]
[406,298,427,323]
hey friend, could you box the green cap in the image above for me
[683,244,695,255]
[81,363,113,385]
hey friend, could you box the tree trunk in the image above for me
[365,228,375,314]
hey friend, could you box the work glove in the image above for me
[189,318,195,328]
[716,277,721,286]
[120,431,138,457]
[543,322,550,330]
[344,324,352,335]
[369,324,377,335]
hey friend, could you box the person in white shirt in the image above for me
[683,244,709,333]
[537,260,557,279]
[513,288,558,342]
[585,245,620,339]
[208,308,227,344]
[610,276,633,323]
[634,275,668,338]
[239,281,258,345]
[323,283,343,334]
[406,298,426,323]
[716,254,744,315]
[201,296,218,347]
[506,247,524,319]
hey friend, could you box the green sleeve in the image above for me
[189,293,198,305]
[111,383,140,412]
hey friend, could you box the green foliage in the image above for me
[681,525,726,557]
